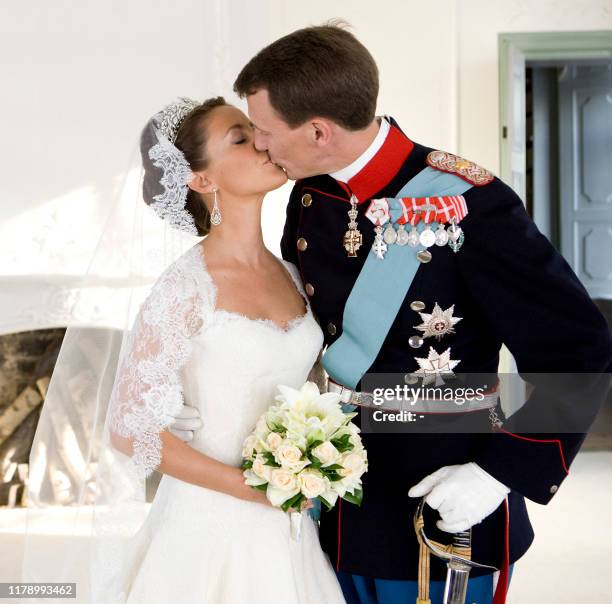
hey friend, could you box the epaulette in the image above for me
[426,150,494,187]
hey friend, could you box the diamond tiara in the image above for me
[153,97,200,144]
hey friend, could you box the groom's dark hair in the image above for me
[233,20,378,131]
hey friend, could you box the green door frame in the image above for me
[496,31,612,387]
[498,30,612,184]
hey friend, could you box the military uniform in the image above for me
[280,116,612,601]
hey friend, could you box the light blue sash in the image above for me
[322,167,473,389]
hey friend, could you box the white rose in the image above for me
[252,455,273,482]
[311,441,341,466]
[339,451,367,478]
[242,435,258,458]
[298,470,327,498]
[275,443,304,469]
[243,469,267,487]
[319,488,339,508]
[266,432,283,452]
[255,415,271,437]
[270,468,298,491]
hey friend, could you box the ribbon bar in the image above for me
[365,195,468,227]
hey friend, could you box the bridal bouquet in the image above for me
[241,381,367,538]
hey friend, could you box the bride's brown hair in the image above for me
[141,96,227,237]
[174,96,227,236]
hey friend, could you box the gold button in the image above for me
[417,250,432,263]
[410,301,426,312]
[305,283,315,297]
[550,484,558,494]
[327,322,337,336]
[297,237,308,252]
[301,193,313,207]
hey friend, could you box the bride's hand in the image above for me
[231,468,274,507]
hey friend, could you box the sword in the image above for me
[414,498,498,604]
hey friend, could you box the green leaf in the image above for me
[323,471,343,482]
[281,492,304,513]
[343,488,363,506]
[330,434,353,453]
[262,452,281,467]
[241,459,253,470]
[319,465,344,482]
[252,482,268,492]
[308,454,323,469]
[307,440,324,452]
[321,464,343,472]
[316,495,334,511]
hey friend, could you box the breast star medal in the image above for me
[413,346,460,386]
[344,194,363,257]
[415,303,462,340]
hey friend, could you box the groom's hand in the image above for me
[407,462,510,533]
[169,403,203,442]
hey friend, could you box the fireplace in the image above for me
[0,329,65,507]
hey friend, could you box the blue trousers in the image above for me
[337,564,515,604]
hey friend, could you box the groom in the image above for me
[230,23,611,604]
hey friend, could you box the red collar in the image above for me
[334,125,414,204]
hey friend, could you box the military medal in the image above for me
[343,195,363,257]
[372,226,387,259]
[407,223,420,247]
[447,217,464,253]
[434,222,449,246]
[396,224,409,246]
[383,223,397,245]
[413,346,460,386]
[419,224,436,248]
[415,303,462,340]
[365,198,391,259]
[364,195,468,260]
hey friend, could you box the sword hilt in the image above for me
[413,497,498,604]
[414,497,498,571]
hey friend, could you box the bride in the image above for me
[100,97,346,603]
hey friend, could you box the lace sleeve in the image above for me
[108,249,207,479]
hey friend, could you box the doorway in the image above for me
[499,31,612,449]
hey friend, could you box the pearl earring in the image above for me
[210,188,222,226]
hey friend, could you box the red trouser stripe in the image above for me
[492,497,510,604]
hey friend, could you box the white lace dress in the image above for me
[104,243,345,604]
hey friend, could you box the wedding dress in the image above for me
[100,242,346,604]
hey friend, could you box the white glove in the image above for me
[168,404,203,442]
[407,462,510,533]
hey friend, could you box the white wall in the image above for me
[0,1,271,334]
